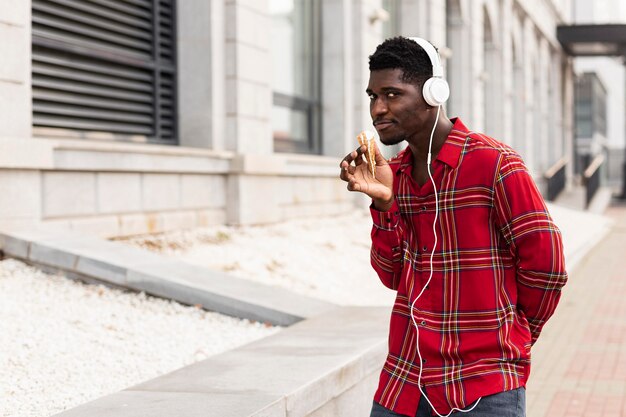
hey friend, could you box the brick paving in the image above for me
[527,203,626,417]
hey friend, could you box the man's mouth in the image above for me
[374,120,394,131]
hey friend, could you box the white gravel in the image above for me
[118,210,396,307]
[0,259,279,417]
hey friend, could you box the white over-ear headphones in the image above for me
[407,37,482,417]
[408,37,450,107]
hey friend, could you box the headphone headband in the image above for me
[407,37,449,107]
[408,37,444,78]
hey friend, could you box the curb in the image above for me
[0,228,334,326]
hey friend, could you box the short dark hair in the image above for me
[368,36,434,86]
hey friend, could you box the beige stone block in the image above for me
[223,116,272,154]
[69,215,120,238]
[281,202,321,221]
[309,177,330,203]
[161,210,197,232]
[224,0,267,15]
[226,42,270,84]
[180,174,226,209]
[97,173,142,214]
[292,177,316,204]
[320,200,354,217]
[333,178,350,202]
[237,117,272,154]
[226,79,272,120]
[41,218,72,233]
[118,213,164,237]
[227,174,280,225]
[141,173,180,211]
[42,172,97,218]
[196,208,227,227]
[314,177,341,202]
[0,23,29,83]
[230,153,285,175]
[0,2,30,26]
[0,81,31,138]
[225,3,269,49]
[280,153,340,177]
[238,43,270,84]
[0,138,54,168]
[274,177,292,205]
[54,148,230,174]
[280,199,354,222]
[0,170,41,221]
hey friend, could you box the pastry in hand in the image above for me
[357,130,376,179]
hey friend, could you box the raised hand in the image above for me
[339,140,394,211]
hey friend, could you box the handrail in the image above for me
[544,157,568,179]
[583,154,605,179]
[583,154,605,208]
[543,157,568,201]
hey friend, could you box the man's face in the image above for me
[366,68,429,146]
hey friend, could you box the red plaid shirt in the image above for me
[370,118,567,416]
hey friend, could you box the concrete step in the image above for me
[52,306,389,417]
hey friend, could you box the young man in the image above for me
[339,37,567,417]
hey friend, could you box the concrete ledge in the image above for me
[0,137,54,168]
[0,229,334,326]
[230,153,343,177]
[53,306,389,417]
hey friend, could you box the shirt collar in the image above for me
[398,117,469,171]
[436,117,470,169]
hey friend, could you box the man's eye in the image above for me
[387,92,397,98]
[368,94,376,100]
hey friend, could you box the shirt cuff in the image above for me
[370,200,400,231]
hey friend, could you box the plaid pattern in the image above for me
[370,118,567,416]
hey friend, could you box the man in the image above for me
[339,37,567,417]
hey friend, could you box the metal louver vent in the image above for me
[32,0,177,144]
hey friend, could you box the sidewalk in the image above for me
[527,202,626,417]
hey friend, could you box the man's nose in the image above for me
[370,97,388,117]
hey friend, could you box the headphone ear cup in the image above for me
[422,77,450,107]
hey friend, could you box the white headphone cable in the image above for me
[409,105,481,416]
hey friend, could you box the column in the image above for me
[224,0,273,154]
[177,0,225,150]
[0,0,31,139]
[320,0,354,157]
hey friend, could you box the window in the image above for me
[270,0,321,154]
[32,0,177,144]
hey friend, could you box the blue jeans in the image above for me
[370,387,525,417]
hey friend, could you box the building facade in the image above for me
[572,0,626,189]
[0,0,574,237]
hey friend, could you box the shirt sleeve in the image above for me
[370,200,405,290]
[493,152,568,345]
